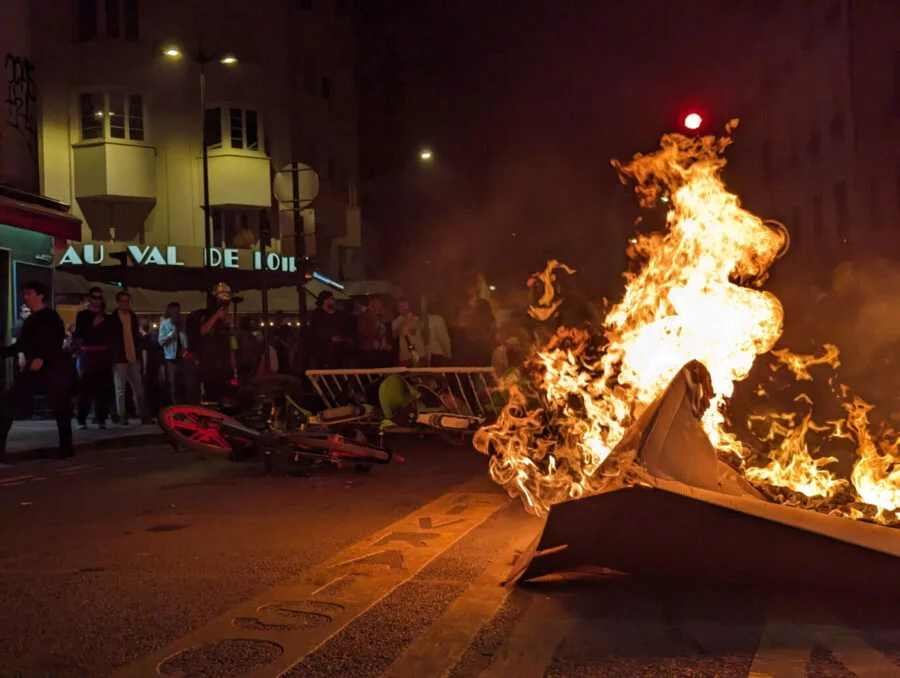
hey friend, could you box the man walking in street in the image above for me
[0,280,74,461]
[108,290,149,424]
[73,287,112,429]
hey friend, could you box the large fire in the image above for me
[474,121,900,525]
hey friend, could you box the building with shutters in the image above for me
[33,0,363,299]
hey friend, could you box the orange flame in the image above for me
[846,397,900,522]
[477,123,900,526]
[744,413,848,499]
[476,123,788,515]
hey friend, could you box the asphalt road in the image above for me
[1,438,900,677]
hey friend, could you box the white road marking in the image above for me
[479,593,576,678]
[383,519,542,678]
[311,574,348,596]
[749,621,817,678]
[817,625,900,677]
[748,619,899,678]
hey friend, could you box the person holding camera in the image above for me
[186,283,235,402]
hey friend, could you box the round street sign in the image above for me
[273,163,320,210]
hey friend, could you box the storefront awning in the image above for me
[54,270,349,314]
[55,263,314,293]
[0,195,81,241]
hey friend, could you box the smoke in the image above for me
[771,256,900,409]
[381,145,638,311]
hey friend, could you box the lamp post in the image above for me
[163,45,237,271]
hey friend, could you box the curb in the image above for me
[6,431,169,464]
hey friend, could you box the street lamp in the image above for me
[418,148,434,162]
[163,44,238,269]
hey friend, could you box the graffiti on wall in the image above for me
[4,53,37,165]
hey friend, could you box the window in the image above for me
[79,93,103,139]
[105,0,120,38]
[79,91,145,142]
[229,108,243,149]
[77,0,98,40]
[834,181,849,240]
[205,107,261,152]
[108,93,125,138]
[123,0,138,39]
[212,210,258,247]
[77,0,138,41]
[246,111,259,151]
[128,95,144,141]
[813,194,824,242]
[761,138,774,183]
[791,207,803,251]
[829,113,846,143]
[807,131,821,158]
[321,77,332,100]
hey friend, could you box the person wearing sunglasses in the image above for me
[72,287,112,429]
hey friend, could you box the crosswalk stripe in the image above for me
[116,477,508,678]
[817,626,900,677]
[478,592,576,678]
[748,621,816,678]
[382,513,543,678]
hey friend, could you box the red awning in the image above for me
[0,195,81,241]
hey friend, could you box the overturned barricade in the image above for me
[506,362,900,594]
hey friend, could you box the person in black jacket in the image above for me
[309,291,347,369]
[0,280,73,461]
[73,287,112,429]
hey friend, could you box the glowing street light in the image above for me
[162,44,239,267]
[684,113,702,130]
[419,148,434,162]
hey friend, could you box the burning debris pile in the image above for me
[474,121,900,528]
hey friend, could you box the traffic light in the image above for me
[684,113,702,131]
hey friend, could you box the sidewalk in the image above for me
[5,419,167,462]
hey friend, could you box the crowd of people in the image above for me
[0,280,524,462]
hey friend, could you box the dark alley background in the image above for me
[357,0,778,298]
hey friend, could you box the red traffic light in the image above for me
[684,113,702,130]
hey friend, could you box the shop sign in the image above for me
[58,244,299,273]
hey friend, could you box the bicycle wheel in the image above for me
[284,430,392,464]
[159,405,255,454]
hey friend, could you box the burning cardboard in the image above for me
[507,362,900,594]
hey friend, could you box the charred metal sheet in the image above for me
[507,361,900,594]
[508,482,900,595]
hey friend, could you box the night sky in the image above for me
[362,0,772,297]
